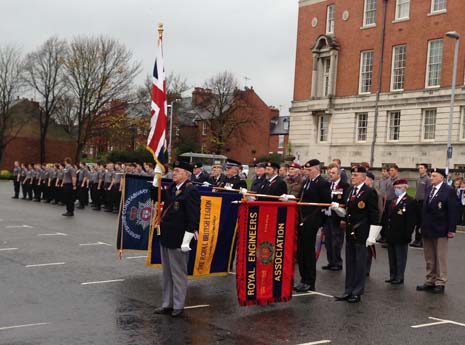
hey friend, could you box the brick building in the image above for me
[1,99,76,170]
[173,87,289,164]
[290,0,465,168]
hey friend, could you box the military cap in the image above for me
[431,168,446,177]
[173,160,193,173]
[393,178,408,186]
[225,159,241,169]
[193,162,203,169]
[266,162,280,170]
[290,162,301,169]
[304,159,320,168]
[351,165,367,173]
[366,172,375,180]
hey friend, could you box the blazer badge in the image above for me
[358,201,365,209]
[438,201,442,209]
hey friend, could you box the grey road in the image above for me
[1,181,465,345]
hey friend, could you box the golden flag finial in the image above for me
[158,23,164,40]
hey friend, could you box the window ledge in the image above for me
[428,10,447,16]
[387,140,400,143]
[425,85,441,89]
[361,24,376,30]
[390,89,404,93]
[358,92,372,96]
[392,17,410,24]
[422,139,436,142]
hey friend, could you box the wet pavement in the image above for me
[1,181,465,345]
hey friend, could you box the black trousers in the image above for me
[111,183,121,211]
[25,183,33,199]
[104,182,111,209]
[345,240,368,296]
[297,222,318,286]
[78,186,89,207]
[32,180,41,201]
[13,179,20,197]
[324,216,344,267]
[63,183,75,213]
[90,182,96,204]
[387,244,408,281]
[413,200,424,243]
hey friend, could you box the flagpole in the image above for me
[155,23,164,234]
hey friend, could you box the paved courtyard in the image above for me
[1,180,465,345]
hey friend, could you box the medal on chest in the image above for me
[358,201,365,209]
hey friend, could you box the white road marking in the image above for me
[125,255,147,260]
[411,317,465,329]
[0,322,50,331]
[297,340,331,345]
[5,225,33,229]
[38,232,68,237]
[0,248,18,251]
[26,262,65,268]
[81,279,125,285]
[79,241,112,246]
[228,272,237,275]
[293,291,334,298]
[184,304,210,310]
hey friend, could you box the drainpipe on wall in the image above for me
[370,0,388,167]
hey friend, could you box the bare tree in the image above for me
[63,36,141,161]
[0,45,26,166]
[23,37,67,163]
[166,72,189,100]
[199,71,254,154]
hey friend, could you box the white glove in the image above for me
[202,181,211,187]
[152,175,159,188]
[154,165,163,175]
[330,202,346,217]
[224,185,233,190]
[279,194,296,202]
[240,187,248,195]
[366,225,382,247]
[181,231,195,252]
[247,196,256,201]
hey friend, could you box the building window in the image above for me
[363,0,377,26]
[201,143,206,153]
[202,121,207,136]
[395,0,410,20]
[283,119,289,131]
[391,45,407,91]
[326,5,335,34]
[359,51,374,94]
[431,0,447,13]
[322,57,331,96]
[388,111,401,141]
[356,112,368,142]
[175,126,180,137]
[460,107,465,140]
[423,109,437,140]
[318,115,329,142]
[278,135,285,150]
[426,39,443,87]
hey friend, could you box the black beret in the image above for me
[366,172,375,180]
[173,160,193,173]
[266,162,280,170]
[304,159,320,168]
[431,168,446,177]
[193,162,203,168]
[351,165,367,173]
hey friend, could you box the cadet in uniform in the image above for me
[190,162,209,184]
[77,162,90,209]
[62,157,77,216]
[103,163,115,212]
[55,164,64,204]
[20,163,27,199]
[416,168,457,294]
[295,159,331,292]
[382,179,416,285]
[411,163,432,248]
[12,161,21,199]
[24,164,33,200]
[111,162,123,213]
[153,160,200,318]
[334,166,380,303]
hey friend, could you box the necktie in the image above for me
[331,182,335,191]
[352,187,358,196]
[429,187,436,202]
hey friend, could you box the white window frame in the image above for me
[326,5,335,35]
[425,39,443,88]
[422,108,437,141]
[202,121,207,136]
[387,111,401,142]
[359,51,374,94]
[278,135,285,149]
[391,45,407,91]
[322,57,331,97]
[356,112,368,142]
[395,0,410,21]
[318,115,330,143]
[363,0,377,27]
[460,106,465,141]
[430,0,447,14]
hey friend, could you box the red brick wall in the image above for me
[294,0,465,100]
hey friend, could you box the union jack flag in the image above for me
[146,34,167,172]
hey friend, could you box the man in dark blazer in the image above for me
[295,159,331,292]
[416,168,457,294]
[251,162,267,193]
[334,165,380,303]
[323,162,350,271]
[190,162,209,184]
[153,160,200,317]
[207,164,226,187]
[261,162,288,197]
[382,179,416,284]
[222,159,247,190]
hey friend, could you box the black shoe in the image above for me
[329,265,343,271]
[34,199,40,202]
[335,294,351,301]
[391,279,404,285]
[12,196,18,199]
[377,238,386,244]
[432,285,445,294]
[104,209,112,213]
[154,307,173,315]
[77,205,84,209]
[93,207,101,211]
[171,309,184,317]
[381,243,389,248]
[322,265,333,270]
[385,278,394,283]
[416,284,434,292]
[294,283,313,292]
[410,242,423,248]
[347,295,361,303]
[293,283,305,291]
[62,212,74,217]
[22,197,27,199]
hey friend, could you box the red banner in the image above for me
[236,201,297,306]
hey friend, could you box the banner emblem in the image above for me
[258,241,274,265]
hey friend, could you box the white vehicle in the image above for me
[241,164,249,178]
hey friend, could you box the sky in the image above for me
[0,0,298,115]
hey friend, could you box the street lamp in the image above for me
[445,31,460,176]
